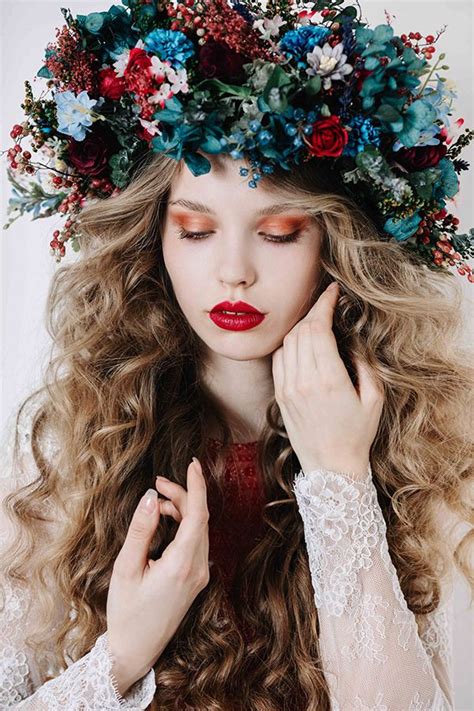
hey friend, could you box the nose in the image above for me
[216,232,257,289]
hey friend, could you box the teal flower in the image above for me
[144,29,195,69]
[374,99,437,148]
[384,212,422,241]
[434,158,459,201]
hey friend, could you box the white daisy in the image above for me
[306,41,353,89]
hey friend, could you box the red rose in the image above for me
[395,142,448,171]
[308,115,349,158]
[125,47,152,76]
[98,67,126,100]
[67,124,118,177]
[198,40,248,84]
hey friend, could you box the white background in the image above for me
[1,1,473,705]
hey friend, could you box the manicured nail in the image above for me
[327,281,338,291]
[140,488,157,513]
[192,457,200,467]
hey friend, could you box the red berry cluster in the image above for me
[166,0,204,38]
[7,126,36,175]
[166,0,275,60]
[44,24,99,95]
[400,32,438,61]
[416,209,472,279]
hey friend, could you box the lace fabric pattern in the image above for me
[0,398,157,709]
[0,396,456,709]
[292,463,455,711]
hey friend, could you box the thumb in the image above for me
[116,489,160,579]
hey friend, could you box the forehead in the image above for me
[168,154,302,215]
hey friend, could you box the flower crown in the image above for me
[2,0,474,280]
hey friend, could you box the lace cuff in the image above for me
[292,462,378,617]
[29,630,156,710]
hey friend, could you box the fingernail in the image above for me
[140,488,157,514]
[155,475,168,481]
[327,281,338,291]
[192,457,200,467]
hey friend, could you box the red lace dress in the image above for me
[203,437,267,642]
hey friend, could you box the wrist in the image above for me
[110,656,148,698]
[299,456,370,479]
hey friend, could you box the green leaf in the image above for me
[197,78,251,98]
[184,151,211,176]
[374,104,403,132]
[263,65,292,104]
[304,75,321,96]
[85,12,105,34]
[373,24,394,43]
[37,65,53,79]
[199,135,222,153]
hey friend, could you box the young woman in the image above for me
[2,0,474,708]
[1,148,472,710]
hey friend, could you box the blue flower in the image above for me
[144,29,195,69]
[344,115,382,157]
[279,26,331,68]
[384,212,422,241]
[54,90,102,141]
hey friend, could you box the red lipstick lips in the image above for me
[209,300,266,331]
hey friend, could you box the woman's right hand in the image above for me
[106,457,210,695]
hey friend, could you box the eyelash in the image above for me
[176,227,301,244]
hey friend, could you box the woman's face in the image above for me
[161,156,323,360]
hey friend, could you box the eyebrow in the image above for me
[168,198,304,216]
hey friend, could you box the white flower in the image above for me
[138,117,162,137]
[149,55,169,80]
[166,66,189,94]
[306,42,353,89]
[252,14,286,41]
[148,83,173,105]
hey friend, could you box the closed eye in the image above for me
[176,228,301,244]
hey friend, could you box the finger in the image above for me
[155,477,188,518]
[283,332,299,394]
[158,498,182,523]
[309,286,351,384]
[272,346,285,397]
[353,354,385,407]
[174,459,209,547]
[115,489,161,579]
[297,324,318,385]
[299,280,339,325]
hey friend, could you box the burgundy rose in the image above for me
[395,142,448,171]
[198,40,248,84]
[67,124,118,177]
[308,115,349,158]
[98,67,126,100]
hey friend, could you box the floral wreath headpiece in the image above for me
[2,0,474,280]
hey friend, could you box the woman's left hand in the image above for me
[271,282,385,480]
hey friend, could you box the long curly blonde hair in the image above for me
[1,150,473,710]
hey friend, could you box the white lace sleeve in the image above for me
[0,397,157,709]
[292,462,455,711]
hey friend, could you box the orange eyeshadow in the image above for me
[258,216,310,232]
[170,212,214,230]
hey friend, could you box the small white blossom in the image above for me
[138,117,162,137]
[252,14,286,41]
[306,42,353,89]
